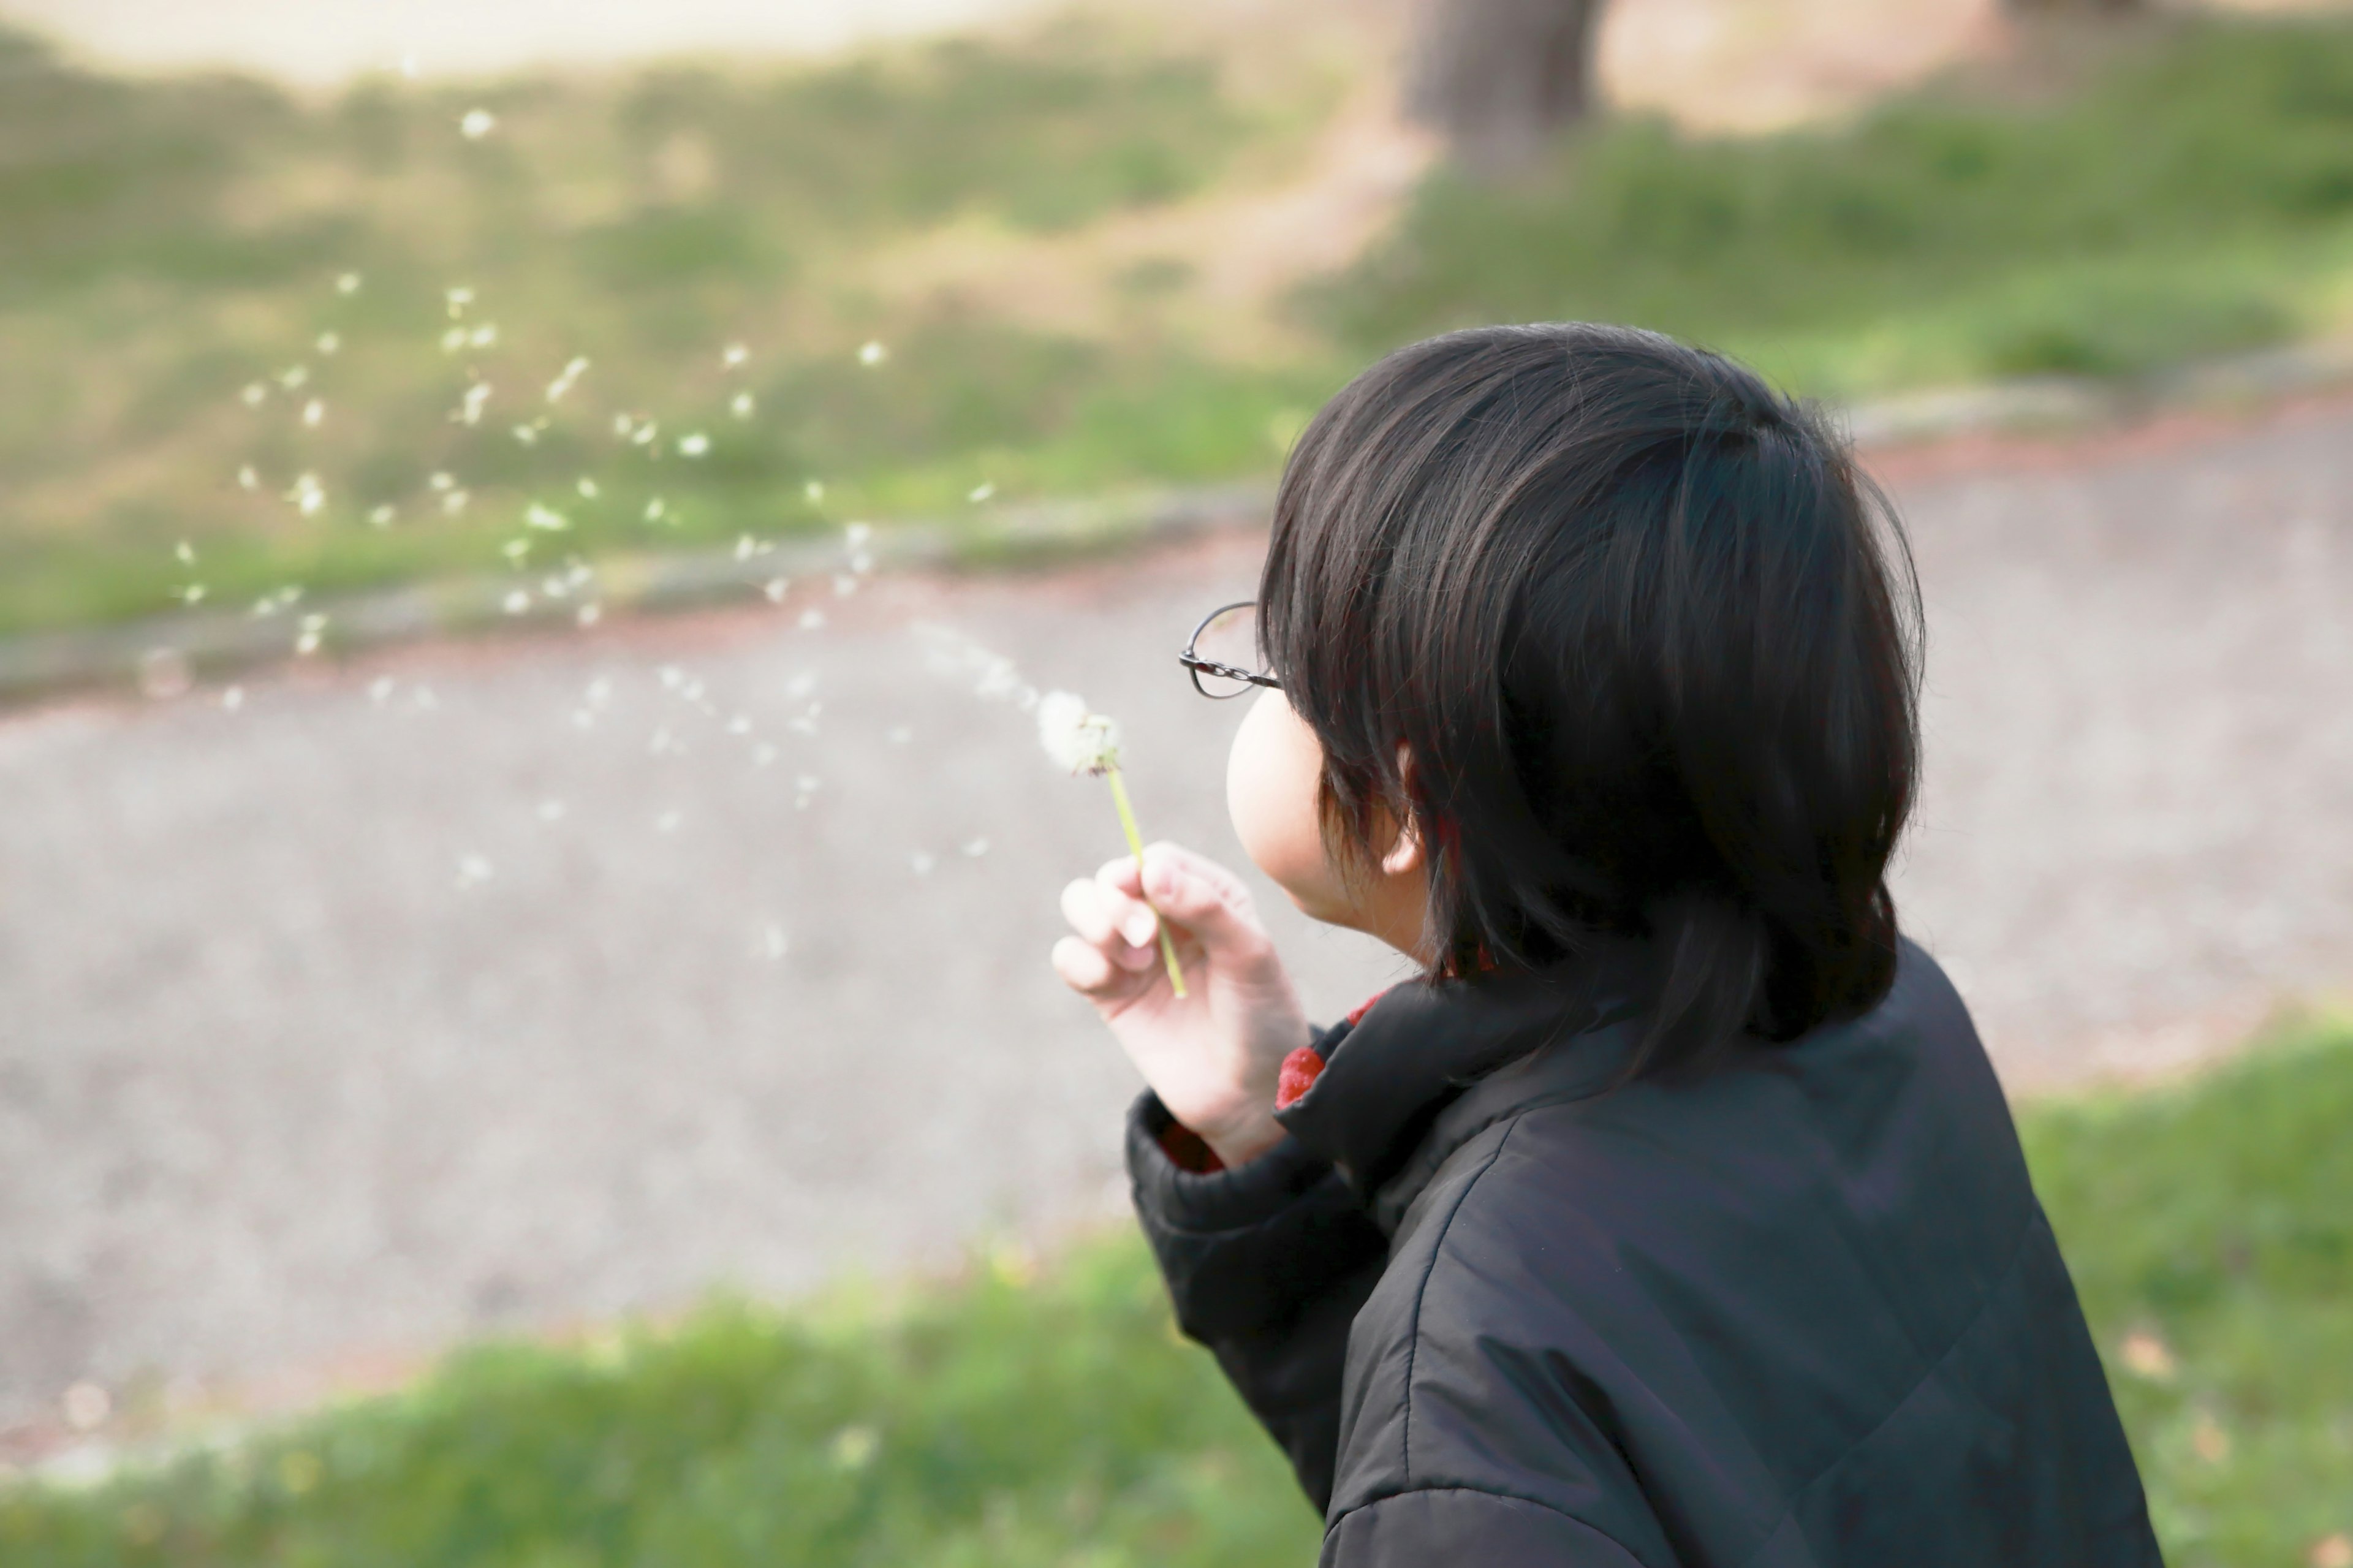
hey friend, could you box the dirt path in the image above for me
[2,396,2351,1438]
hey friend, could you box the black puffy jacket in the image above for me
[1126,939,2162,1565]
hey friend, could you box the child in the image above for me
[1052,325,2160,1564]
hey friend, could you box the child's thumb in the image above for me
[1140,848,1260,956]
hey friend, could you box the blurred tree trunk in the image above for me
[1408,0,1607,175]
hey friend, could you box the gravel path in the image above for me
[2,399,2349,1430]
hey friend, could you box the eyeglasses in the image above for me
[1179,601,1282,699]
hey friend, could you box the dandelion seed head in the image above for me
[857,340,888,367]
[460,108,497,140]
[678,433,710,458]
[1037,690,1121,776]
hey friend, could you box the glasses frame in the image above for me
[1179,600,1283,699]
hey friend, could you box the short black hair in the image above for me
[1261,324,1922,1079]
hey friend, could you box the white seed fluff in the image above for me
[1037,691,1120,776]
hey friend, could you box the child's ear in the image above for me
[1379,743,1423,877]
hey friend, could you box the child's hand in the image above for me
[1053,841,1309,1168]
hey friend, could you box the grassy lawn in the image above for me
[12,13,2353,638]
[1,1014,2347,1567]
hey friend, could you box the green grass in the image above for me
[2,1017,2347,1566]
[17,13,2353,639]
[1308,15,2353,395]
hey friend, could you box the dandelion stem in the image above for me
[1104,765,1187,998]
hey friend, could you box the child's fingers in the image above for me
[1061,877,1161,969]
[1089,860,1168,949]
[1051,935,1120,997]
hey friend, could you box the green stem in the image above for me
[1104,764,1188,998]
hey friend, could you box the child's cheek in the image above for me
[1227,690,1347,920]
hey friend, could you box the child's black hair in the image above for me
[1261,323,1922,1080]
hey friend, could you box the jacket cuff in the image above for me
[1126,1088,1384,1341]
[1127,1089,1339,1235]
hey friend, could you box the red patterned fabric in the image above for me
[1275,1045,1325,1110]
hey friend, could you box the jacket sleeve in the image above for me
[1126,1088,1389,1513]
[1320,1489,1648,1567]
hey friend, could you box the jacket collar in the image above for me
[1273,939,1656,1235]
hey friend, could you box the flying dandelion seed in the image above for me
[336,272,362,295]
[794,774,820,809]
[723,343,750,368]
[525,503,569,532]
[763,577,790,604]
[752,921,789,962]
[545,357,590,402]
[289,474,327,517]
[730,392,755,419]
[457,383,492,425]
[316,332,341,356]
[887,725,912,745]
[502,590,531,615]
[753,742,779,767]
[678,433,710,458]
[845,521,873,548]
[429,471,454,491]
[858,340,889,366]
[963,837,991,857]
[222,686,245,711]
[577,602,602,627]
[368,676,395,705]
[469,324,498,348]
[178,585,207,605]
[805,480,825,502]
[279,365,309,391]
[650,726,680,756]
[412,684,438,711]
[368,504,395,527]
[785,671,817,700]
[400,51,419,78]
[850,550,875,574]
[460,108,497,139]
[659,666,684,691]
[501,539,530,563]
[440,328,466,354]
[537,799,567,823]
[446,286,475,315]
[798,608,827,631]
[911,850,936,876]
[512,425,538,446]
[654,811,683,834]
[455,854,493,888]
[442,490,471,515]
[727,714,752,736]
[643,498,667,523]
[576,477,599,498]
[833,574,858,598]
[175,540,195,566]
[968,481,996,503]
[295,615,327,656]
[632,423,659,447]
[302,400,324,428]
[236,465,258,490]
[241,383,267,407]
